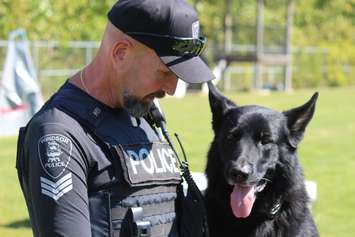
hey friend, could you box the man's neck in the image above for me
[70,59,122,109]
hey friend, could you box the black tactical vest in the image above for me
[19,82,182,237]
[60,95,181,237]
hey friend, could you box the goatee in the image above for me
[123,91,165,117]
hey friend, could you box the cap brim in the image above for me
[161,56,215,84]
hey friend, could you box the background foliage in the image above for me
[0,0,354,88]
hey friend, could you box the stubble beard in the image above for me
[123,90,165,118]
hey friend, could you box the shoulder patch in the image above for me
[38,134,72,179]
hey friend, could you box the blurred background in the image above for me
[0,0,354,236]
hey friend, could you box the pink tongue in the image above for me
[230,185,256,218]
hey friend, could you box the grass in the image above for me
[1,86,355,236]
[0,137,32,237]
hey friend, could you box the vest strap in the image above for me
[150,222,174,237]
[112,222,174,237]
[112,201,175,220]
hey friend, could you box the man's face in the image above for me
[122,46,178,117]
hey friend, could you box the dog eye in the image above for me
[260,132,273,145]
[227,129,241,141]
[226,133,238,141]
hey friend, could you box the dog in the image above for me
[205,83,319,237]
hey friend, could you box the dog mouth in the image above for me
[230,180,267,218]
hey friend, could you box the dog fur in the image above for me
[205,83,319,237]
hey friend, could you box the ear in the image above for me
[283,92,319,148]
[208,81,237,132]
[111,39,133,64]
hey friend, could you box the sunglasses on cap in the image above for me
[126,32,207,57]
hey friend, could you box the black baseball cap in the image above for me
[108,0,215,84]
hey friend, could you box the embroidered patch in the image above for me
[192,21,200,39]
[38,134,72,179]
[40,173,73,201]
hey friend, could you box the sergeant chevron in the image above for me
[40,173,73,201]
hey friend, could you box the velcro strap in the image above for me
[150,222,174,237]
[109,184,178,202]
[112,213,176,237]
[112,222,174,237]
[112,201,175,220]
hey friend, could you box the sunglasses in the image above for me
[126,32,207,57]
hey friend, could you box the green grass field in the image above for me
[1,86,355,237]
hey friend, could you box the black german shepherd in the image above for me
[205,83,319,237]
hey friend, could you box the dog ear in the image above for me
[208,81,236,131]
[283,92,319,148]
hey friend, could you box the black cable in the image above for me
[174,133,188,163]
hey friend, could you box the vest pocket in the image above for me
[110,191,178,237]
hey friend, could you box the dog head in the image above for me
[208,82,318,218]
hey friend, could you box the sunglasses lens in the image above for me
[172,37,206,56]
[126,32,206,57]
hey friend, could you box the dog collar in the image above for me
[268,198,282,218]
[270,198,282,215]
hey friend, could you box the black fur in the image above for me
[205,82,319,237]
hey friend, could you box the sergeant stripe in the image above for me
[40,173,73,201]
[40,173,72,187]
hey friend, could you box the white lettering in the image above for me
[126,147,181,176]
[127,150,140,175]
[157,148,173,173]
[41,135,69,144]
[151,150,166,173]
[168,148,180,173]
[139,149,155,174]
[45,162,66,168]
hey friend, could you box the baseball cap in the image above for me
[108,0,215,84]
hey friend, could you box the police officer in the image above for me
[16,0,214,237]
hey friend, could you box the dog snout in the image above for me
[229,164,252,183]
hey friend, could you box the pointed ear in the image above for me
[208,81,237,132]
[283,92,319,148]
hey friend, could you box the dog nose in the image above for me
[230,165,252,183]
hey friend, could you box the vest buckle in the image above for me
[128,207,151,237]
